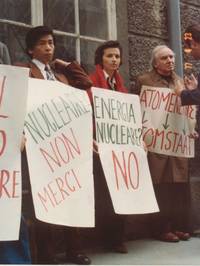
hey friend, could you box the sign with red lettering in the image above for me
[92,87,159,214]
[25,79,94,227]
[0,65,29,240]
[140,86,196,157]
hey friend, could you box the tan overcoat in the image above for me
[133,69,189,184]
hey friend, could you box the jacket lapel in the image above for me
[29,63,44,79]
[29,62,69,85]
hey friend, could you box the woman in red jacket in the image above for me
[88,40,128,253]
[88,40,127,95]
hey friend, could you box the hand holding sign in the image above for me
[93,139,99,155]
[20,134,26,152]
[184,74,198,91]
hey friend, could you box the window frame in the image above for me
[0,0,117,62]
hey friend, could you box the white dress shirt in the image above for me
[32,59,56,80]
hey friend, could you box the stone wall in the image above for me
[127,0,200,234]
[116,0,130,88]
[128,0,167,90]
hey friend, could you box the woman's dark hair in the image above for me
[25,26,56,57]
[94,40,122,66]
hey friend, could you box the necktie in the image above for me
[44,66,54,80]
[107,77,116,90]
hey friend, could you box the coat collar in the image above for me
[28,62,44,79]
[150,69,178,88]
[28,62,68,84]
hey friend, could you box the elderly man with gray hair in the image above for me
[132,45,191,243]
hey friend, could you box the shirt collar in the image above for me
[103,70,116,83]
[32,59,50,72]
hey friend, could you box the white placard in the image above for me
[0,65,29,240]
[25,79,94,227]
[140,85,196,157]
[92,87,159,214]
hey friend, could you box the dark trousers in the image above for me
[35,221,83,264]
[94,155,125,247]
[22,150,83,264]
[150,183,191,236]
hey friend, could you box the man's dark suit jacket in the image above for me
[181,88,200,105]
[181,74,200,105]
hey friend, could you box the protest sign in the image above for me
[92,87,159,214]
[25,79,94,227]
[0,65,28,240]
[140,85,196,157]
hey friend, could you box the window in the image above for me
[0,0,117,72]
[0,0,31,24]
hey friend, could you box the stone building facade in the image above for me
[127,0,200,234]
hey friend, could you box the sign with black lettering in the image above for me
[0,65,28,240]
[92,87,159,214]
[140,86,196,157]
[25,79,94,227]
